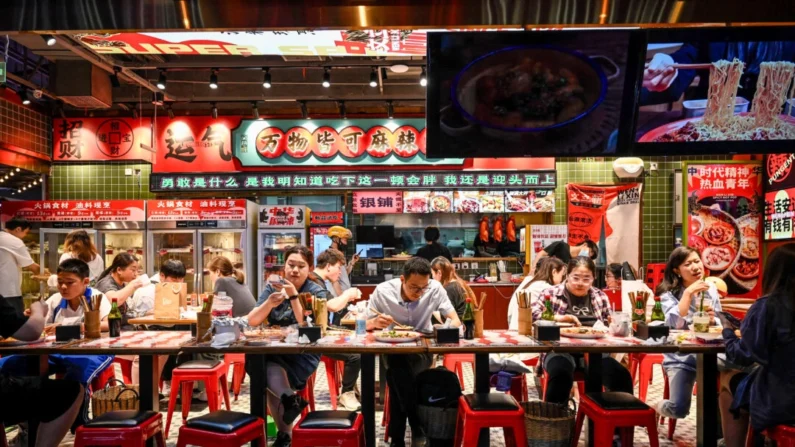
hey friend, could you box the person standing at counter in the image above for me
[327,225,360,297]
[508,257,566,330]
[367,258,461,447]
[415,226,453,263]
[0,217,42,315]
[247,245,327,447]
[208,256,256,317]
[533,239,598,272]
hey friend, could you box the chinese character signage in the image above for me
[529,225,568,267]
[309,212,344,226]
[259,205,307,228]
[155,117,236,173]
[764,154,795,241]
[684,162,763,298]
[151,170,556,193]
[1,200,145,224]
[53,118,154,162]
[566,183,643,272]
[352,191,403,214]
[234,119,464,167]
[145,199,247,221]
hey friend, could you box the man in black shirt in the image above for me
[533,240,599,273]
[0,298,84,446]
[414,226,453,263]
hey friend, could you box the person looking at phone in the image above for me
[367,257,460,447]
[327,226,359,296]
[247,245,328,447]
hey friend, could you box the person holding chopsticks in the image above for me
[367,257,461,447]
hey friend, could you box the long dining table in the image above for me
[0,329,723,447]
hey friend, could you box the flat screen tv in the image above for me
[355,225,395,248]
[426,29,641,158]
[632,27,795,155]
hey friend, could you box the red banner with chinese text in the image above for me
[53,118,154,163]
[154,117,237,173]
[145,199,246,221]
[1,200,145,223]
[566,183,643,271]
[685,163,763,298]
[309,212,344,226]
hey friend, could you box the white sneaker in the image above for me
[162,381,171,397]
[338,391,361,411]
[195,390,208,402]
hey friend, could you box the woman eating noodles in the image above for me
[509,257,566,330]
[655,246,723,420]
[247,245,327,447]
[533,257,633,404]
[207,256,256,317]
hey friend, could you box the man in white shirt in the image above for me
[44,259,110,334]
[0,218,42,315]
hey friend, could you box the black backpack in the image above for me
[416,366,462,408]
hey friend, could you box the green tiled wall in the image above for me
[49,163,156,200]
[554,156,733,266]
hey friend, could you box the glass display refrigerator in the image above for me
[95,201,147,276]
[257,205,308,295]
[308,211,344,266]
[146,199,257,295]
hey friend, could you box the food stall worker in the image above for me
[0,217,42,315]
[533,239,598,273]
[367,258,461,447]
[605,263,623,290]
[46,230,105,289]
[415,226,453,263]
[327,226,360,296]
[308,248,362,411]
[0,295,84,447]
[533,257,633,405]
[655,247,724,421]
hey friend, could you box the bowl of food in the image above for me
[452,46,617,136]
[375,330,421,343]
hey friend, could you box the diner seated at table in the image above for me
[308,248,363,411]
[367,257,461,447]
[721,243,795,447]
[94,252,144,311]
[532,257,634,405]
[247,245,328,447]
[655,246,724,420]
[208,255,256,317]
[430,256,471,321]
[508,257,566,330]
[605,263,623,290]
[0,292,84,447]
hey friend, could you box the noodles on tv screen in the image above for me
[633,27,795,155]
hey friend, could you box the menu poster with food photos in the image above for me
[684,162,763,298]
[566,183,643,271]
[764,154,795,241]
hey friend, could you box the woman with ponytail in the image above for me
[208,256,256,317]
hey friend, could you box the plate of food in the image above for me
[479,192,505,213]
[375,330,421,343]
[560,327,608,339]
[0,337,45,346]
[393,252,412,258]
[693,206,742,278]
[244,326,284,340]
[429,192,453,213]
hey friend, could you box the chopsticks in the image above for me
[475,292,487,311]
[629,291,651,310]
[79,295,90,313]
[645,62,713,70]
[370,308,412,329]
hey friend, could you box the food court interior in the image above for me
[1,1,794,446]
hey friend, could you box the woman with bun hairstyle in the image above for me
[207,256,256,318]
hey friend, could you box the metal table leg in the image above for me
[138,355,160,447]
[585,352,603,447]
[25,354,48,447]
[247,354,267,447]
[361,353,376,447]
[474,353,491,447]
[697,353,719,447]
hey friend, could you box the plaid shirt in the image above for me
[532,283,612,324]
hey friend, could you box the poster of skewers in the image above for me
[683,162,763,297]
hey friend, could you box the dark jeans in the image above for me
[323,353,361,393]
[543,354,633,404]
[2,296,24,317]
[383,353,433,441]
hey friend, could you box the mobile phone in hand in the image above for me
[716,311,741,330]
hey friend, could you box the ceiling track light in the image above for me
[42,34,56,46]
[369,67,378,88]
[387,100,394,120]
[20,89,30,106]
[209,69,219,89]
[420,66,428,87]
[300,101,309,120]
[251,102,260,119]
[157,69,167,90]
[263,68,272,89]
[322,67,331,88]
[110,66,122,88]
[338,101,347,120]
[15,168,20,172]
[166,103,175,120]
[211,103,218,119]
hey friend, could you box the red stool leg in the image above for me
[383,386,391,442]
[165,376,183,434]
[638,358,654,402]
[219,373,231,411]
[503,417,527,447]
[181,381,193,423]
[646,413,661,447]
[232,363,245,401]
[454,404,465,447]
[594,420,616,446]
[323,357,340,410]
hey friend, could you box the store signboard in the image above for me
[53,118,154,163]
[258,205,307,228]
[352,191,403,214]
[309,212,344,226]
[684,162,763,298]
[154,117,237,173]
[151,170,557,192]
[1,200,145,223]
[528,225,569,267]
[145,199,246,221]
[764,154,795,241]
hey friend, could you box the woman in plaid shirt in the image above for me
[532,257,634,405]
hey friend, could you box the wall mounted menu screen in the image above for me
[633,27,795,155]
[426,30,639,158]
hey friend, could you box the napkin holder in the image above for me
[533,322,560,341]
[56,325,82,342]
[435,327,459,344]
[298,326,322,343]
[634,322,669,341]
[215,324,241,341]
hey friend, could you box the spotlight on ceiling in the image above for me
[42,34,56,46]
[322,67,331,88]
[251,102,260,120]
[209,69,218,89]
[20,89,31,105]
[211,103,218,119]
[166,103,175,120]
[420,66,428,87]
[263,68,272,89]
[338,101,347,120]
[369,67,378,88]
[156,70,167,90]
[386,100,394,120]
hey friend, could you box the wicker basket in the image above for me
[91,379,140,419]
[522,400,576,447]
[417,404,458,440]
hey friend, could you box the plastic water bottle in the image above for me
[355,312,367,338]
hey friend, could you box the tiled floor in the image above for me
[8,358,701,446]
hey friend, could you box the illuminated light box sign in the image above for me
[150,170,557,192]
[53,118,154,162]
[145,199,246,221]
[1,200,145,223]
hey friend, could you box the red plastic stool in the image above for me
[88,364,117,393]
[223,354,246,401]
[165,360,231,434]
[75,410,165,447]
[454,394,527,447]
[292,411,364,447]
[113,357,135,384]
[746,424,795,447]
[443,354,474,388]
[645,263,666,293]
[572,392,659,447]
[629,353,664,402]
[321,356,342,410]
[490,373,528,404]
[176,410,265,447]
[382,385,391,442]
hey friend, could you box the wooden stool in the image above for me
[454,394,527,447]
[74,410,165,447]
[572,392,659,447]
[176,411,265,447]
[165,360,231,434]
[292,411,364,447]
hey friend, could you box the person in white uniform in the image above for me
[0,217,42,315]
